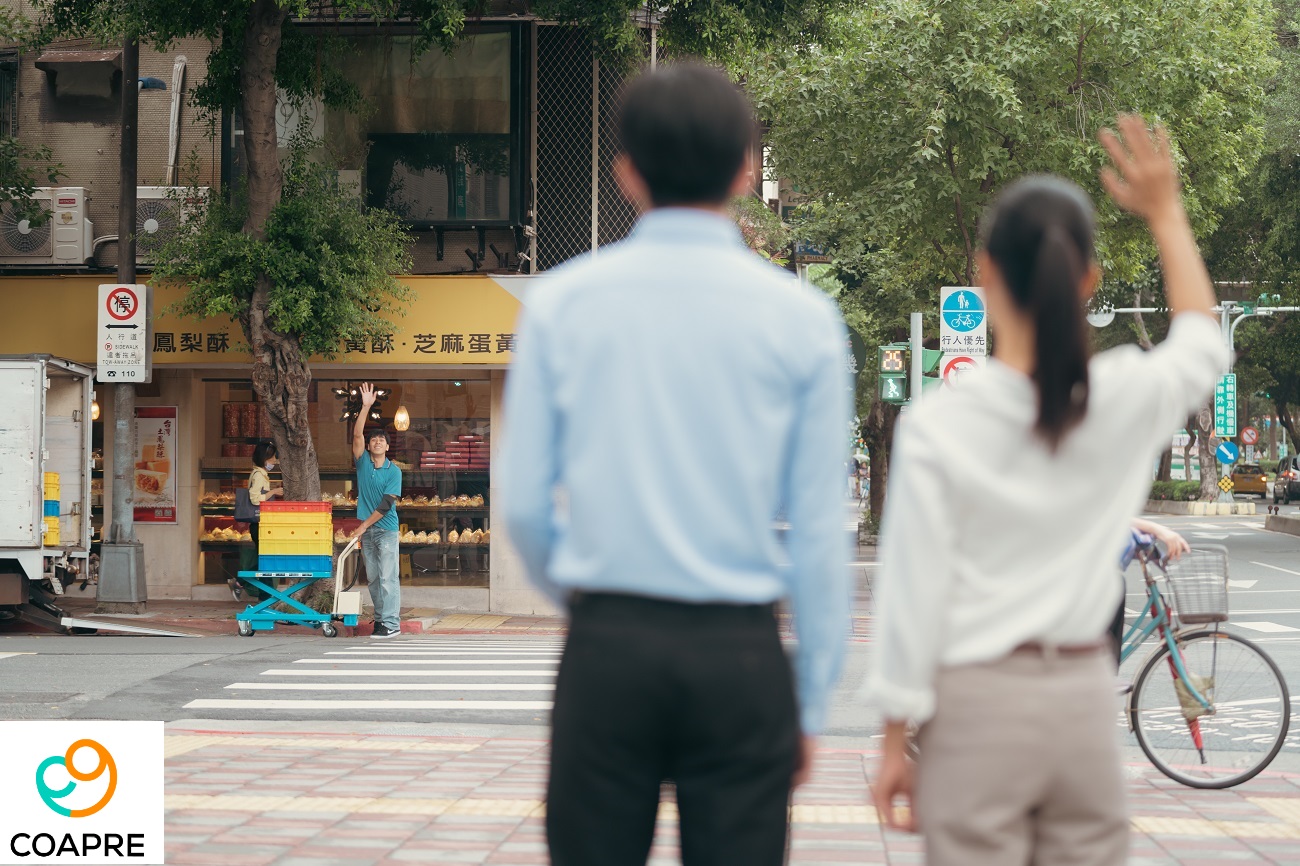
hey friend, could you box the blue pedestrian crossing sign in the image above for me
[1216,441,1239,465]
[942,289,985,332]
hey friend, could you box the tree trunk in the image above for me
[1275,399,1299,457]
[862,400,898,529]
[1196,402,1218,501]
[236,0,322,502]
[1183,414,1198,482]
[1156,447,1173,482]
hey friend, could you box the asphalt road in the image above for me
[1,510,1297,773]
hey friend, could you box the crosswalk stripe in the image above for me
[194,637,563,716]
[326,650,562,657]
[260,669,556,677]
[185,699,552,710]
[325,650,559,657]
[0,653,35,661]
[1234,621,1300,634]
[227,682,554,692]
[1250,561,1300,578]
[296,658,556,665]
[358,641,564,646]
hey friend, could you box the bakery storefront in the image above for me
[0,273,550,615]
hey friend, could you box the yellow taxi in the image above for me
[1230,463,1269,498]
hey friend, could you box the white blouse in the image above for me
[866,313,1229,723]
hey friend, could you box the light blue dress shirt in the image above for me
[500,208,852,734]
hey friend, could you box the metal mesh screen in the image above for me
[597,57,637,247]
[534,26,647,271]
[535,26,594,271]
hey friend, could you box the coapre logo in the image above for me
[36,740,118,818]
[0,721,162,865]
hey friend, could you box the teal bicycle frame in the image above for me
[1119,571,1213,719]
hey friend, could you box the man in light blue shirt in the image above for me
[501,63,850,866]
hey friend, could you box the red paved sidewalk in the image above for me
[163,727,1300,865]
[39,598,876,641]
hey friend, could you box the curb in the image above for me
[1144,499,1256,516]
[44,614,443,638]
[1265,513,1300,537]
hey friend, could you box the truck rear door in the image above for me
[0,360,44,548]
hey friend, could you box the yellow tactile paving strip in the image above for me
[164,737,1300,839]
[164,734,479,758]
[436,613,511,629]
[163,793,1300,837]
[1130,811,1300,839]
[1252,796,1300,823]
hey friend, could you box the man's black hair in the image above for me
[618,62,756,207]
[367,428,388,442]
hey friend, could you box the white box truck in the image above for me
[0,355,94,630]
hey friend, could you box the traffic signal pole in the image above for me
[910,312,923,407]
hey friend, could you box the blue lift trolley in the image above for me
[236,537,362,637]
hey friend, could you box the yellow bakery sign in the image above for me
[0,274,529,365]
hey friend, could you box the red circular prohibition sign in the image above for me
[943,355,977,384]
[106,287,139,322]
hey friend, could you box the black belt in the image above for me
[568,590,777,627]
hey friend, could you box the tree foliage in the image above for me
[1202,1,1300,455]
[742,0,1276,512]
[747,0,1274,291]
[0,7,62,223]
[151,144,413,360]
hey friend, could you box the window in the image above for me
[223,27,523,229]
[0,55,17,138]
[328,29,521,226]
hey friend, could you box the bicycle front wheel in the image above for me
[1130,630,1290,788]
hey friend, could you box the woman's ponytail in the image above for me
[981,175,1096,450]
[1029,224,1090,448]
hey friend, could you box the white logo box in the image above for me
[0,721,163,865]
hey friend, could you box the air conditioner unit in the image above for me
[0,187,93,265]
[136,185,209,262]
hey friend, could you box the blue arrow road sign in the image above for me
[1216,441,1239,465]
[941,289,985,332]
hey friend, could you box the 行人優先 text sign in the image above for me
[939,287,987,359]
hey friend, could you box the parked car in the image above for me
[1231,463,1269,498]
[1273,457,1300,504]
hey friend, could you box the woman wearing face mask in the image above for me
[230,441,285,600]
[866,116,1228,864]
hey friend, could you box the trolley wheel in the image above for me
[1129,629,1290,788]
[237,620,254,637]
[321,622,338,638]
[68,627,98,636]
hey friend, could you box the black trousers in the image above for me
[547,592,799,866]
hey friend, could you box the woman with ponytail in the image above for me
[865,115,1227,865]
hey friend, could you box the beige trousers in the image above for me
[916,649,1129,866]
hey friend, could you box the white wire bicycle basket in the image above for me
[1163,545,1230,627]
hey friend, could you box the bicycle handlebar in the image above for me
[1121,529,1168,573]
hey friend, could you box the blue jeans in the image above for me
[361,527,401,630]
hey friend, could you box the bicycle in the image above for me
[1120,536,1290,788]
